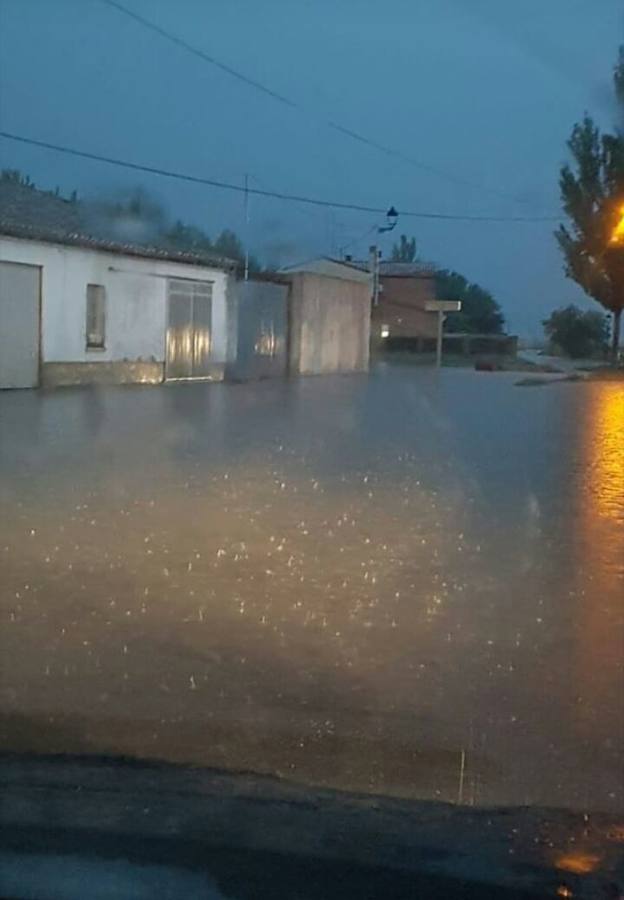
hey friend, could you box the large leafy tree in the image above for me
[556,49,624,361]
[213,228,261,272]
[436,269,505,334]
[165,223,260,270]
[86,186,168,242]
[165,219,214,253]
[543,305,609,358]
[388,232,505,333]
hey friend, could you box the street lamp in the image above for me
[609,204,624,245]
[378,206,398,234]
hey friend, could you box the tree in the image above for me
[165,219,214,253]
[543,304,609,358]
[556,48,624,362]
[436,269,505,334]
[212,228,261,272]
[615,46,624,127]
[83,186,168,242]
[390,234,417,262]
[109,187,167,233]
[387,233,505,332]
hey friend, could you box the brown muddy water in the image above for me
[0,366,622,812]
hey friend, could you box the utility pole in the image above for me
[327,210,337,257]
[369,244,380,306]
[369,207,397,306]
[243,173,250,282]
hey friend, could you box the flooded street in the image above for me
[1,366,622,813]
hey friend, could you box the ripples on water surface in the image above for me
[0,367,622,812]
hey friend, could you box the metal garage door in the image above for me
[232,280,288,381]
[0,261,40,389]
[165,279,213,380]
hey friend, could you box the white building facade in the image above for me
[0,231,235,388]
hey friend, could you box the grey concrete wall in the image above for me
[288,274,304,375]
[288,273,370,375]
[225,273,239,370]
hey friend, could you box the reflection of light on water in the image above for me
[554,851,602,874]
[572,385,624,748]
[609,824,624,842]
[585,386,624,522]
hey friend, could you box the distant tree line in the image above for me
[389,233,505,335]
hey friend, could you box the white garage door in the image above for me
[0,261,40,389]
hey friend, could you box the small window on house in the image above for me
[381,324,390,338]
[86,284,106,349]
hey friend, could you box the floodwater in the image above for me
[0,366,622,813]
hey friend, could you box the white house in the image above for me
[0,225,236,389]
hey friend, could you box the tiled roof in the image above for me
[348,259,436,277]
[378,262,436,277]
[279,256,371,283]
[0,220,236,270]
[0,181,235,271]
[0,181,83,233]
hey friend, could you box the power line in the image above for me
[0,130,559,223]
[99,0,297,109]
[98,0,534,206]
[339,224,378,255]
[247,172,326,224]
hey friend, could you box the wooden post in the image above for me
[425,300,462,368]
[436,310,444,368]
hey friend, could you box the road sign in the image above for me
[425,300,462,313]
[425,300,462,367]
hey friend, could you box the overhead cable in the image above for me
[0,130,559,223]
[99,0,541,207]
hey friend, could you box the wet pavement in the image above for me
[0,365,622,812]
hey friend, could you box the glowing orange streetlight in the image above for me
[609,203,624,245]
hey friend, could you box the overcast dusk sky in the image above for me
[1,0,622,334]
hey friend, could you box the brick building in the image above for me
[370,262,439,345]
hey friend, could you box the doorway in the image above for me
[165,278,213,380]
[0,261,41,389]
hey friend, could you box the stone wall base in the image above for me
[164,364,226,383]
[42,361,165,387]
